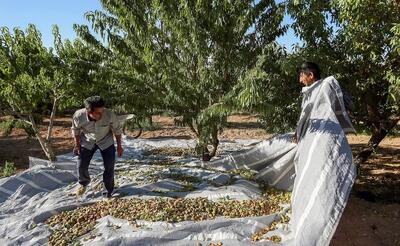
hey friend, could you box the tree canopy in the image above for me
[0,0,398,162]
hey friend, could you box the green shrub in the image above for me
[0,161,17,178]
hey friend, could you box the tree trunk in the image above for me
[202,146,212,161]
[46,97,58,142]
[355,118,399,165]
[28,114,57,162]
[188,120,199,137]
[209,127,219,158]
[201,126,220,161]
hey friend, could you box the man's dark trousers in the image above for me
[77,144,115,194]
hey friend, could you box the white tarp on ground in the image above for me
[1,138,279,246]
[0,76,356,246]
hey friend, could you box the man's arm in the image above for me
[71,113,81,155]
[73,135,81,155]
[115,134,123,157]
[110,112,123,157]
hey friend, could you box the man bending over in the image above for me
[71,96,123,198]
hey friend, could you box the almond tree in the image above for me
[74,0,287,160]
[0,25,80,161]
[286,0,400,164]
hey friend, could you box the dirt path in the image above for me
[332,197,400,246]
[0,115,399,245]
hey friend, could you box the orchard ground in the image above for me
[0,114,399,246]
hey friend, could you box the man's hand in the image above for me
[117,145,124,157]
[73,135,81,156]
[115,134,123,157]
[73,145,81,156]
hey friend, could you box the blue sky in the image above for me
[0,0,301,50]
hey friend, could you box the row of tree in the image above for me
[0,0,399,163]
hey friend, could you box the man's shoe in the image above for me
[76,185,86,197]
[102,191,113,199]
